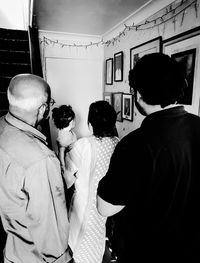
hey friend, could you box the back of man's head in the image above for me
[129,53,185,108]
[7,74,50,112]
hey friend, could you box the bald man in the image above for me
[0,74,72,263]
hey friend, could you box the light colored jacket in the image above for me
[0,113,71,263]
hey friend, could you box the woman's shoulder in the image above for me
[73,136,93,149]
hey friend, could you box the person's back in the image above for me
[97,53,200,262]
[113,108,200,262]
[63,101,119,263]
[0,74,71,263]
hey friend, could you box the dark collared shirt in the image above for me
[0,113,71,263]
[98,106,200,262]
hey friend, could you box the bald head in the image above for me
[8,74,51,112]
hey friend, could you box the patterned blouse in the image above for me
[64,136,119,263]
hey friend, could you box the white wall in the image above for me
[39,31,104,151]
[0,0,29,30]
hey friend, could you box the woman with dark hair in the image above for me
[62,100,119,263]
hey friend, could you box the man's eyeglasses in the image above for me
[49,98,56,107]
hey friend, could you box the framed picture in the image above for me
[172,49,196,105]
[103,92,112,105]
[130,36,162,94]
[112,92,123,122]
[163,26,200,115]
[105,58,113,85]
[130,36,162,70]
[122,93,133,121]
[114,51,123,81]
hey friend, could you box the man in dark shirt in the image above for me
[97,53,200,263]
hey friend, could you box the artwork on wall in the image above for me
[114,51,123,82]
[163,26,200,115]
[105,58,113,85]
[112,92,123,122]
[122,93,133,121]
[129,36,162,94]
[103,92,112,105]
[172,49,196,105]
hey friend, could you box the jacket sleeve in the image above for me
[24,156,70,262]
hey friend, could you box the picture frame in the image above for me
[130,36,162,70]
[112,92,123,122]
[105,58,113,85]
[103,92,112,105]
[171,49,196,105]
[163,26,200,115]
[122,93,133,121]
[114,51,123,82]
[130,36,162,94]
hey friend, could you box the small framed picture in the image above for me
[114,51,123,82]
[112,92,123,122]
[103,92,112,105]
[105,58,113,85]
[122,93,133,121]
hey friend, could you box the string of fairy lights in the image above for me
[40,0,199,49]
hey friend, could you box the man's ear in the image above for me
[135,90,142,102]
[39,104,46,114]
[38,104,47,119]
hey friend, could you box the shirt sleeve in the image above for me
[24,156,70,262]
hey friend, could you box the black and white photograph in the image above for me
[105,58,113,85]
[163,27,200,115]
[1,1,200,263]
[130,36,162,70]
[112,92,123,122]
[122,93,133,121]
[114,51,123,81]
[171,48,196,105]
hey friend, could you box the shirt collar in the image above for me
[141,106,187,128]
[5,112,47,145]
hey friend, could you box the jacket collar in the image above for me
[5,112,47,145]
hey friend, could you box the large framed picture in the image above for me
[122,93,133,121]
[163,27,200,115]
[105,58,113,85]
[112,92,123,122]
[114,51,123,82]
[130,36,162,70]
[130,36,162,93]
[103,92,112,105]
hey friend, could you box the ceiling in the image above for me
[33,0,152,36]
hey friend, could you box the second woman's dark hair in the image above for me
[88,100,117,138]
[52,104,75,129]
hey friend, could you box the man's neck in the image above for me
[146,103,180,116]
[9,110,36,127]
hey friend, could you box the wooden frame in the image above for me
[163,26,200,115]
[114,51,123,82]
[103,92,112,105]
[122,93,133,121]
[105,58,113,85]
[112,92,123,122]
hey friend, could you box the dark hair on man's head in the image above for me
[52,104,75,129]
[129,53,186,108]
[88,100,117,138]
